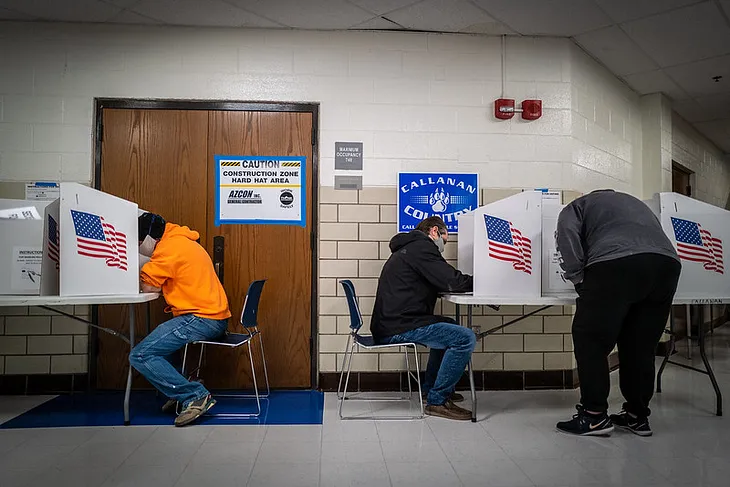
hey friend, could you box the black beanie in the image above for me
[138,213,166,242]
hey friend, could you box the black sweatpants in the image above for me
[572,253,681,418]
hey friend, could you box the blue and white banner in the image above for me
[397,172,479,233]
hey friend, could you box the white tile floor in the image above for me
[1,326,729,487]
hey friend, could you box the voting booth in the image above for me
[0,199,51,295]
[39,183,139,297]
[655,192,730,300]
[457,191,543,297]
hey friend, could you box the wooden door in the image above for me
[96,106,314,389]
[97,108,210,388]
[203,111,313,389]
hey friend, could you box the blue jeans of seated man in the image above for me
[129,314,228,408]
[382,323,476,406]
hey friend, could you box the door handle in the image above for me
[213,235,224,284]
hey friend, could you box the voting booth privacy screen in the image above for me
[38,183,139,297]
[657,192,729,300]
[456,189,729,302]
[0,198,50,295]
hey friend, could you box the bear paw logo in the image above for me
[429,188,450,213]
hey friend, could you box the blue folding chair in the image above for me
[337,279,424,420]
[181,279,270,418]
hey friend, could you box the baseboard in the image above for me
[320,368,579,392]
[0,374,88,395]
[320,352,625,392]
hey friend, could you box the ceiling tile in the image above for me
[350,16,405,29]
[0,0,122,22]
[101,0,144,8]
[575,25,657,76]
[622,69,690,100]
[621,2,730,67]
[386,0,506,33]
[0,6,35,19]
[693,119,730,152]
[594,0,701,23]
[470,0,612,36]
[665,54,730,97]
[131,0,281,27]
[227,0,374,29]
[107,8,164,24]
[346,0,424,15]
[674,92,730,124]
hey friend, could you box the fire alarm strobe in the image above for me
[494,98,515,119]
[521,99,542,120]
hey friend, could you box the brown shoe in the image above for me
[425,400,472,421]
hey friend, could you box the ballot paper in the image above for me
[0,206,42,220]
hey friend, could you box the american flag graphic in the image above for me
[70,210,128,271]
[47,214,59,270]
[484,215,532,274]
[671,217,724,274]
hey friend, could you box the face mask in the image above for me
[433,234,445,253]
[139,235,157,257]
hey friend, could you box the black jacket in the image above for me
[370,231,473,341]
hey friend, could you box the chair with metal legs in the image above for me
[337,279,424,420]
[181,279,270,418]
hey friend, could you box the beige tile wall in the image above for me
[0,306,91,375]
[318,186,580,374]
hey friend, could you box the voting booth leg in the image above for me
[699,308,722,416]
[124,303,135,426]
[467,305,477,422]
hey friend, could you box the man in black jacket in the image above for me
[372,216,476,421]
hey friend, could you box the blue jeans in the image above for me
[130,314,228,408]
[382,323,476,406]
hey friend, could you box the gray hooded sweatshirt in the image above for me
[555,189,679,285]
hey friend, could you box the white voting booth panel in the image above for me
[456,210,474,275]
[0,199,51,295]
[657,192,730,299]
[40,199,61,296]
[541,203,576,297]
[40,183,139,296]
[472,191,542,297]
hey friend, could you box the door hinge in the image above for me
[98,122,103,143]
[311,128,316,146]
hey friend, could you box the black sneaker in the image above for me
[610,410,652,437]
[556,405,614,436]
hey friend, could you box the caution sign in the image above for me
[215,155,306,227]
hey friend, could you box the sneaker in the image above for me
[161,399,177,414]
[174,394,216,427]
[556,405,614,436]
[610,410,652,437]
[425,399,472,421]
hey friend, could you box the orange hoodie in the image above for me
[140,223,231,320]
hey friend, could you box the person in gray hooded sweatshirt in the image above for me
[554,189,681,437]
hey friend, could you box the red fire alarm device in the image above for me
[494,98,515,120]
[521,99,542,120]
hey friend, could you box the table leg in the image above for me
[699,306,722,416]
[686,305,692,360]
[124,303,135,426]
[467,304,476,422]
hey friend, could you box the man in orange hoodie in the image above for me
[131,213,231,426]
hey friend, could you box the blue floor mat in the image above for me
[0,390,323,428]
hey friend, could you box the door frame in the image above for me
[90,98,320,389]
